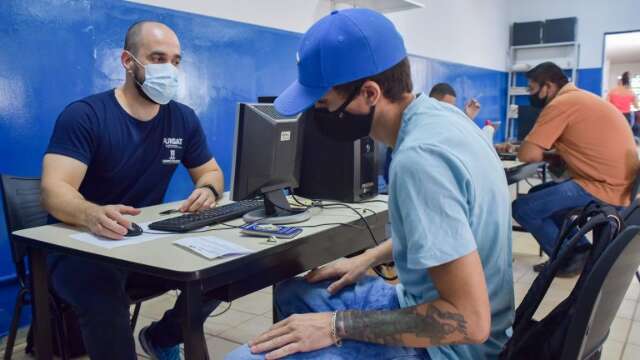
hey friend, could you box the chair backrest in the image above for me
[560,225,640,359]
[0,175,48,285]
[630,170,640,203]
[622,198,640,227]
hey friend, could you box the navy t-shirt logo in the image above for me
[162,137,183,165]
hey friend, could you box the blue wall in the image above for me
[409,55,509,141]
[577,68,603,96]
[0,0,510,335]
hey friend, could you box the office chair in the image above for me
[625,171,640,283]
[0,175,161,359]
[559,225,640,359]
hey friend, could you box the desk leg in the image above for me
[272,284,278,324]
[29,247,53,360]
[181,281,208,360]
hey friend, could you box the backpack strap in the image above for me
[510,203,621,347]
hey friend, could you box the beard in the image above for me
[131,66,158,105]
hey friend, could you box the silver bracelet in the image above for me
[331,311,343,347]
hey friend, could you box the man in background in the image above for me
[513,62,639,277]
[429,82,482,121]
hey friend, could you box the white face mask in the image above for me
[128,51,179,105]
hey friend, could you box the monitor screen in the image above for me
[230,103,303,202]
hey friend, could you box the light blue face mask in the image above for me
[128,51,179,105]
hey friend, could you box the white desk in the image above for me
[15,195,389,360]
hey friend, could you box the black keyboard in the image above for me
[149,200,263,232]
[499,152,517,161]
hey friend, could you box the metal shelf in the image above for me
[511,41,577,50]
[509,87,530,96]
[505,39,580,141]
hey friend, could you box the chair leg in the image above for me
[3,288,28,360]
[131,302,142,331]
[24,325,33,355]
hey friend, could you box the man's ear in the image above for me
[361,80,382,106]
[121,51,135,74]
[545,81,560,98]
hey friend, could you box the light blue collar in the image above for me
[392,93,428,155]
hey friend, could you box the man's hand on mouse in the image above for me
[84,204,141,240]
[180,186,218,213]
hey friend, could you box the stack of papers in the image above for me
[174,236,253,260]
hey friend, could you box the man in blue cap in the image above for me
[227,8,513,360]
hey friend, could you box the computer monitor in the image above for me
[230,103,310,224]
[516,105,541,141]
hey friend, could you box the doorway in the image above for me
[602,31,640,99]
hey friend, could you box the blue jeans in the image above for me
[512,180,599,256]
[48,254,220,360]
[225,276,429,360]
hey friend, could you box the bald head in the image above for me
[124,21,180,58]
[121,20,182,98]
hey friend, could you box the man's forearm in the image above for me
[41,181,94,227]
[336,299,477,348]
[194,170,224,195]
[364,239,394,266]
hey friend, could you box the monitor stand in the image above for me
[243,186,311,224]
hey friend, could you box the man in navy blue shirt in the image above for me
[41,21,223,360]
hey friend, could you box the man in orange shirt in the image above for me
[513,62,639,277]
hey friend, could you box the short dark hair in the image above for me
[124,20,164,55]
[526,62,569,88]
[333,57,413,102]
[428,82,456,99]
[621,71,631,87]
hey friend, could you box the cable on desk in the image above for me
[289,190,397,281]
[297,222,364,230]
[357,199,388,205]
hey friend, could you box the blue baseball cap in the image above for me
[274,8,407,116]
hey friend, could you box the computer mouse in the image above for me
[125,223,143,237]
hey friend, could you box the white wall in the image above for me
[386,0,509,71]
[128,0,510,71]
[508,0,640,69]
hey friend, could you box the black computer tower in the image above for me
[296,111,378,203]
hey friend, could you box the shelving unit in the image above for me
[505,41,580,140]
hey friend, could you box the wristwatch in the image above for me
[199,184,221,200]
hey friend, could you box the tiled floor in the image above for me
[3,184,640,359]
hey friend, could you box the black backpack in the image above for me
[500,201,624,360]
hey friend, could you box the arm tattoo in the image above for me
[336,303,473,346]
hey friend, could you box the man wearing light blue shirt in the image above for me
[227,8,513,360]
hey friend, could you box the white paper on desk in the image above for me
[69,221,173,249]
[173,236,253,260]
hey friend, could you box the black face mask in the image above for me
[529,87,548,109]
[312,85,375,142]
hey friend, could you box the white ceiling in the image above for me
[605,31,640,64]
